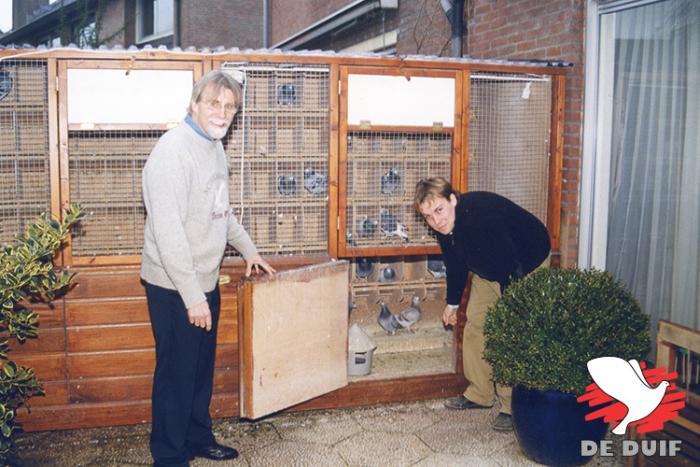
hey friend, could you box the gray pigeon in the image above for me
[378,267,396,283]
[277,175,297,195]
[395,296,422,331]
[380,208,408,240]
[303,166,327,194]
[427,258,447,278]
[356,216,378,238]
[355,257,374,278]
[378,301,400,335]
[380,167,401,194]
[346,232,356,247]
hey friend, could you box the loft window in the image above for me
[137,0,174,42]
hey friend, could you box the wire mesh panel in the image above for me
[345,131,452,250]
[68,130,162,256]
[224,64,330,256]
[0,59,51,245]
[468,72,551,222]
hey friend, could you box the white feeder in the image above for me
[348,324,377,376]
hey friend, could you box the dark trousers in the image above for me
[145,282,220,467]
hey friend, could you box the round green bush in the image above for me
[484,267,650,395]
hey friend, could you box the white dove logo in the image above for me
[586,357,670,435]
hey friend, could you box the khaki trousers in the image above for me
[462,259,549,414]
[462,274,512,413]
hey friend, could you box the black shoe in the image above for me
[189,442,239,461]
[492,412,514,432]
[444,395,493,410]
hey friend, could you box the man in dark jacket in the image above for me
[415,177,550,431]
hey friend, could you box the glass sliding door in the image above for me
[587,0,699,340]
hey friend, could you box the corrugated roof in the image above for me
[0,43,573,68]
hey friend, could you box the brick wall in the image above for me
[466,0,586,267]
[269,0,352,46]
[180,0,263,49]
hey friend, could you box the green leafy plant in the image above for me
[484,267,650,395]
[0,204,84,464]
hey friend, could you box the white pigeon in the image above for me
[379,208,409,240]
[586,357,670,435]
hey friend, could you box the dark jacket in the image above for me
[436,191,551,305]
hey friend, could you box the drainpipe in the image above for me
[263,0,269,48]
[441,0,464,57]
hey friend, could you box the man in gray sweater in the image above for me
[141,70,274,467]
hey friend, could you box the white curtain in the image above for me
[604,0,700,338]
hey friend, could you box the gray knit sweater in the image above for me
[141,121,257,308]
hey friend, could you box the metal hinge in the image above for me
[337,216,340,231]
[338,80,342,95]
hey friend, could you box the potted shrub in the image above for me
[484,267,650,466]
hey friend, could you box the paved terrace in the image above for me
[16,400,622,466]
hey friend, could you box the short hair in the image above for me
[414,177,457,211]
[188,70,242,114]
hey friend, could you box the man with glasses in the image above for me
[415,177,550,432]
[141,70,275,466]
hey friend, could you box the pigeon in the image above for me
[276,83,297,106]
[346,232,356,247]
[380,167,401,194]
[380,208,408,240]
[586,357,670,435]
[378,267,396,283]
[355,257,374,278]
[395,296,422,331]
[277,175,297,195]
[377,301,400,335]
[303,166,327,194]
[356,216,378,238]
[427,258,447,278]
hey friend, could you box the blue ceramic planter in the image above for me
[512,385,608,466]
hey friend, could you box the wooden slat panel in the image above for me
[66,298,149,326]
[30,302,65,328]
[291,373,466,413]
[65,294,237,326]
[13,353,66,381]
[30,381,69,407]
[67,345,237,378]
[216,319,237,345]
[66,323,155,352]
[17,393,237,432]
[68,349,154,378]
[68,369,237,403]
[66,319,236,352]
[11,328,65,354]
[67,269,144,299]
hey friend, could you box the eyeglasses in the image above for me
[204,99,237,116]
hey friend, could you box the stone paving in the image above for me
[15,400,623,466]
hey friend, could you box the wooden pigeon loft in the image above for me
[0,47,565,430]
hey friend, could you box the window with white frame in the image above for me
[136,0,174,42]
[581,0,700,343]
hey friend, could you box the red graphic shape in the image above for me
[577,362,685,434]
